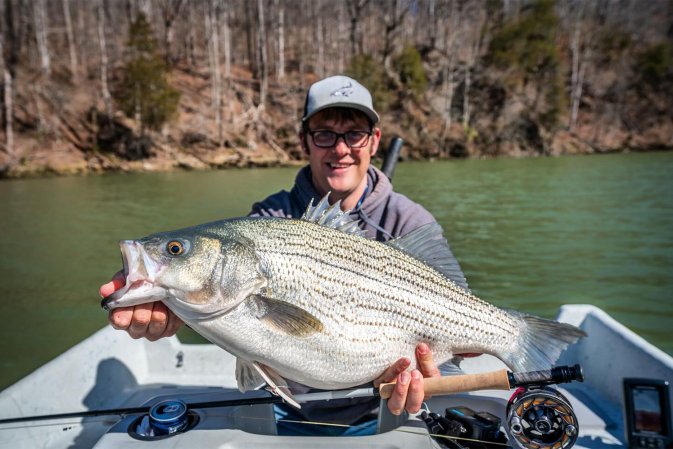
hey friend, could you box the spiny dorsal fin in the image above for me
[301,193,366,237]
[385,222,469,291]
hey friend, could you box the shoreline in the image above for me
[2,141,670,180]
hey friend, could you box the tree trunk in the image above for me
[159,0,184,66]
[256,0,268,107]
[441,0,459,139]
[33,0,50,76]
[569,2,593,132]
[245,1,256,77]
[461,1,485,131]
[97,0,113,121]
[62,0,79,79]
[4,0,19,76]
[206,0,223,147]
[346,0,369,55]
[337,2,346,73]
[222,6,231,79]
[186,4,195,69]
[4,68,13,159]
[427,0,438,50]
[274,0,285,81]
[382,0,410,89]
[315,0,324,78]
[0,39,14,159]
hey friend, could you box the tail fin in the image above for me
[501,312,587,372]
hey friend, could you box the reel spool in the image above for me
[506,387,579,449]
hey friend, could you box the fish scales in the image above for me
[103,197,586,396]
[218,218,522,383]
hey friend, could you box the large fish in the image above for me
[102,196,585,407]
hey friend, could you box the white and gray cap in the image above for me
[302,75,380,124]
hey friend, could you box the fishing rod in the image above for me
[380,136,404,180]
[0,364,582,426]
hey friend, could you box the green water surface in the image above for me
[0,152,671,390]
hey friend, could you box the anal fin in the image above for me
[236,358,266,391]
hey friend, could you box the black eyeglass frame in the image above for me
[305,129,373,149]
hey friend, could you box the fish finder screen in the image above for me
[633,387,663,433]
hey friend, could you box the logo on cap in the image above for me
[331,82,354,97]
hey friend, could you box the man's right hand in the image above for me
[100,270,184,341]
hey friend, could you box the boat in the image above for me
[0,304,671,449]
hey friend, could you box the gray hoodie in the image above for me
[252,165,432,239]
[248,164,467,427]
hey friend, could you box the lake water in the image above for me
[0,152,672,390]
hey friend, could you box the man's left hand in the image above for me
[373,343,440,416]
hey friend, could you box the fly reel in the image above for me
[506,387,579,449]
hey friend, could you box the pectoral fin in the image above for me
[252,295,324,337]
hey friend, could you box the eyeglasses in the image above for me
[307,130,372,149]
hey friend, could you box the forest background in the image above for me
[0,0,671,177]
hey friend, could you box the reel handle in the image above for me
[378,364,583,399]
[379,369,510,399]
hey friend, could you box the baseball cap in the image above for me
[302,75,380,125]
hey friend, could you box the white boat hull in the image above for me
[1,304,671,449]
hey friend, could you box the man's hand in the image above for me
[100,271,183,341]
[373,343,441,416]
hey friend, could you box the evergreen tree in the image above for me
[346,54,392,113]
[115,13,180,133]
[394,45,427,98]
[487,0,565,128]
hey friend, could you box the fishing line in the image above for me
[0,412,509,446]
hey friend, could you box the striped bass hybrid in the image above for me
[102,196,585,408]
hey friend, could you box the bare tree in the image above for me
[441,0,460,138]
[337,2,347,73]
[206,0,223,146]
[257,0,268,106]
[61,0,79,79]
[568,1,593,132]
[245,1,256,75]
[158,0,184,66]
[346,0,370,55]
[382,0,412,79]
[33,0,50,76]
[314,0,325,78]
[222,6,232,80]
[3,0,20,76]
[274,0,285,81]
[0,39,13,159]
[461,1,486,130]
[97,0,113,120]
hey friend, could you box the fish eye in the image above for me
[166,240,185,256]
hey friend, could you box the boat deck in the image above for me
[1,305,671,449]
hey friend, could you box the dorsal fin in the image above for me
[385,222,469,291]
[301,193,366,237]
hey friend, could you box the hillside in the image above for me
[0,0,671,178]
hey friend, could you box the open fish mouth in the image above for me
[101,240,167,310]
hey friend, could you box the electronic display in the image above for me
[623,378,671,449]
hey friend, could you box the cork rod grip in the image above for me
[378,369,511,399]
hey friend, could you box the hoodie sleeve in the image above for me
[248,190,294,218]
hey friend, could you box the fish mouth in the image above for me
[101,240,167,310]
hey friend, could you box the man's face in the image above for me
[302,110,381,202]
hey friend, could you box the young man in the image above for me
[100,75,468,433]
